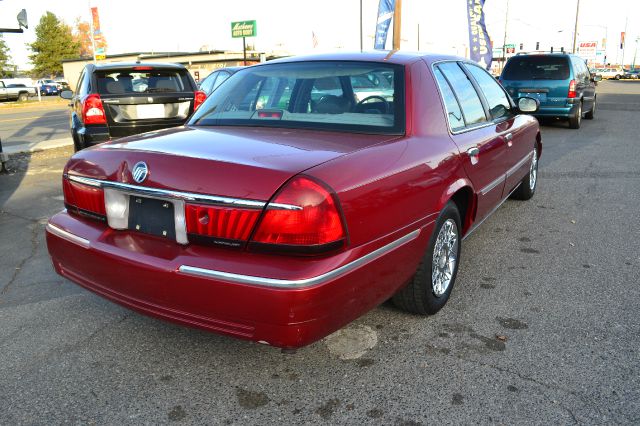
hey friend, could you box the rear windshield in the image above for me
[502,56,570,80]
[95,69,193,95]
[189,61,405,135]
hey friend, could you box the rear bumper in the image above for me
[534,101,579,118]
[46,211,429,348]
[77,125,111,147]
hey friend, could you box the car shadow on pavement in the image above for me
[1,109,69,147]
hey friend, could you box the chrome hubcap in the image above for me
[431,219,458,297]
[529,149,538,191]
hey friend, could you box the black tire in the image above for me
[392,202,462,315]
[72,131,83,152]
[614,74,621,80]
[584,96,595,119]
[568,102,582,129]
[17,92,28,102]
[511,146,539,200]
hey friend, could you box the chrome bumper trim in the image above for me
[66,174,301,211]
[46,223,90,249]
[179,229,422,288]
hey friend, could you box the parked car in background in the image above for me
[55,78,70,90]
[38,82,59,96]
[622,69,640,79]
[594,67,625,80]
[0,81,37,102]
[60,62,206,151]
[198,66,243,95]
[500,53,601,129]
[47,52,542,349]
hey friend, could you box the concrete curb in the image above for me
[4,138,73,155]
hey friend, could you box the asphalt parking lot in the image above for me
[0,80,639,424]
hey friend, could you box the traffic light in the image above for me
[519,43,523,51]
[536,42,540,50]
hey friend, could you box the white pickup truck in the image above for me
[0,81,38,102]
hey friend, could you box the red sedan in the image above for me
[46,52,542,349]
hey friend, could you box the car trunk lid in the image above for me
[66,126,401,201]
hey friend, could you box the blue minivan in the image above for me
[500,53,601,129]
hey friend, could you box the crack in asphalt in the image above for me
[456,356,590,424]
[0,221,41,300]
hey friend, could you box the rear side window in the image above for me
[95,69,193,95]
[433,68,465,131]
[502,56,570,80]
[463,63,512,120]
[437,62,487,127]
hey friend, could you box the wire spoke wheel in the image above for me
[431,219,459,297]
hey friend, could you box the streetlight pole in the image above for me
[572,0,580,53]
[501,0,510,72]
[359,0,363,52]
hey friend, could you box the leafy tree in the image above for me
[28,11,80,77]
[0,35,13,78]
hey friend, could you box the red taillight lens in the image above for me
[185,204,261,243]
[250,176,346,253]
[63,176,106,220]
[193,90,206,111]
[82,94,107,125]
[568,79,577,98]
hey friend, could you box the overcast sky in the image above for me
[1,0,638,68]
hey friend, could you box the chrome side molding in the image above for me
[179,229,422,288]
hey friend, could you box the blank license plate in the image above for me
[128,196,176,240]
[136,104,166,119]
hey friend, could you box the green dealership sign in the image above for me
[231,20,257,38]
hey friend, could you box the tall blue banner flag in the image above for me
[374,0,395,50]
[467,0,493,69]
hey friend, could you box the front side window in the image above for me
[437,62,487,126]
[199,71,219,94]
[212,71,231,91]
[190,61,405,134]
[463,63,512,120]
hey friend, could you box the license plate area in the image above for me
[136,104,166,119]
[128,196,176,240]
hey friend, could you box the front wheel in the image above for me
[392,202,462,315]
[584,97,596,119]
[511,147,539,200]
[568,102,582,129]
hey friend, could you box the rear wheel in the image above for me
[511,146,539,200]
[17,92,28,102]
[569,102,582,129]
[584,96,596,119]
[392,202,461,315]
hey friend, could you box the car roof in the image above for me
[91,62,187,71]
[260,51,464,67]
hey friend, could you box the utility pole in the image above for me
[392,0,402,50]
[621,16,628,67]
[572,0,580,53]
[359,0,363,52]
[501,0,510,71]
[417,23,420,51]
[88,1,97,63]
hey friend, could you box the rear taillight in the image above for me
[63,176,106,221]
[568,79,577,98]
[249,176,346,254]
[82,94,107,125]
[185,204,261,245]
[193,90,206,111]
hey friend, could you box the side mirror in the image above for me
[517,97,539,113]
[593,75,602,82]
[60,90,73,100]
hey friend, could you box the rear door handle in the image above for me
[467,147,480,157]
[504,132,513,141]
